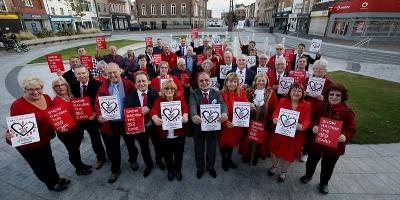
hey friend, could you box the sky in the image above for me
[208,0,256,18]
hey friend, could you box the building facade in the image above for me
[70,0,98,29]
[235,4,247,21]
[44,0,75,31]
[97,0,112,30]
[308,0,335,36]
[15,0,51,33]
[136,0,208,29]
[109,0,130,30]
[274,0,292,29]
[265,0,278,27]
[0,0,22,33]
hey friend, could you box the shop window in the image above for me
[183,21,190,25]
[171,4,176,15]
[331,18,350,36]
[352,21,365,36]
[150,21,156,29]
[0,0,7,11]
[51,7,56,15]
[161,4,166,15]
[173,21,179,25]
[60,8,64,15]
[24,0,33,7]
[151,4,156,15]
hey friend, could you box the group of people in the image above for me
[6,36,356,195]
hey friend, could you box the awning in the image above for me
[0,14,19,20]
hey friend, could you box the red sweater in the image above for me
[162,52,178,69]
[150,75,184,93]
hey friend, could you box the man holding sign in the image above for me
[228,55,255,88]
[291,43,321,71]
[95,63,136,183]
[189,72,228,179]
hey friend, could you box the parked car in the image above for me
[143,25,152,30]
[127,24,143,31]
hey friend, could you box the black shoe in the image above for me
[278,173,286,183]
[229,160,238,169]
[58,178,71,185]
[176,171,182,181]
[82,163,92,170]
[242,157,250,163]
[208,169,217,178]
[130,162,139,171]
[300,175,312,184]
[196,170,203,179]
[222,161,229,171]
[268,166,277,176]
[95,160,104,170]
[143,167,152,178]
[50,183,68,192]
[168,172,175,181]
[319,184,329,194]
[76,168,92,176]
[156,160,166,171]
[108,171,121,184]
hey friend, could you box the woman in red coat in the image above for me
[219,72,249,171]
[52,77,93,176]
[240,73,278,165]
[6,77,69,191]
[193,59,219,89]
[269,83,311,182]
[300,83,356,194]
[205,45,220,76]
[151,80,189,181]
[150,61,184,94]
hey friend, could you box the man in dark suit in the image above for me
[95,45,125,69]
[191,37,209,55]
[145,45,154,65]
[249,53,270,74]
[71,65,109,170]
[152,38,164,54]
[176,37,188,57]
[291,43,321,71]
[217,51,237,88]
[185,46,197,75]
[134,54,157,80]
[125,71,159,177]
[228,55,256,88]
[189,72,228,179]
[60,56,80,87]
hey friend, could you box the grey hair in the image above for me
[22,76,44,90]
[177,57,186,65]
[96,60,107,69]
[202,59,213,68]
[313,58,328,70]
[275,57,287,65]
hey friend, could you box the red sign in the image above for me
[153,54,162,65]
[196,54,205,64]
[316,117,343,148]
[46,106,76,132]
[180,72,191,86]
[124,107,145,134]
[247,121,265,144]
[80,55,93,70]
[331,0,400,14]
[71,97,93,121]
[289,70,307,85]
[145,37,153,46]
[213,44,223,57]
[191,28,199,39]
[46,54,64,73]
[284,48,295,70]
[96,36,107,49]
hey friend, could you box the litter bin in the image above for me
[269,27,274,33]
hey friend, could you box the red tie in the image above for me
[202,93,208,104]
[82,84,87,97]
[142,93,149,123]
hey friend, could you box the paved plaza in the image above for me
[0,29,400,200]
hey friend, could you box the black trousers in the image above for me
[305,150,340,185]
[194,131,218,171]
[80,119,108,161]
[302,129,313,155]
[131,127,154,168]
[220,146,233,163]
[57,130,84,170]
[109,121,137,173]
[17,142,60,189]
[148,126,163,162]
[162,136,185,173]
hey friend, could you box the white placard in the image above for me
[219,65,231,79]
[160,78,173,89]
[310,39,322,53]
[257,67,269,74]
[238,73,245,86]
[237,21,244,29]
[7,113,40,147]
[200,104,221,131]
[306,77,326,97]
[275,108,300,138]
[232,102,251,127]
[161,101,182,130]
[210,77,219,90]
[277,77,295,95]
[247,56,257,68]
[99,96,121,120]
[212,35,221,45]
[170,39,180,52]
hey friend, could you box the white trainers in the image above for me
[300,154,308,162]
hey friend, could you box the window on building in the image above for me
[161,4,165,15]
[24,0,33,7]
[0,0,7,11]
[51,7,56,15]
[173,21,179,25]
[171,4,176,15]
[141,4,146,16]
[183,21,190,25]
[103,3,106,12]
[194,3,198,17]
[60,8,64,15]
[181,3,186,15]
[151,4,156,15]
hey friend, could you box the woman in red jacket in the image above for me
[219,72,248,171]
[52,77,92,176]
[300,83,356,194]
[151,80,189,181]
[240,73,278,165]
[269,83,311,182]
[6,77,69,191]
[150,61,184,94]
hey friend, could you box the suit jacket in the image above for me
[125,87,158,124]
[176,46,188,57]
[71,79,101,111]
[191,42,206,55]
[153,46,163,54]
[134,64,157,81]
[228,66,256,86]
[185,54,197,75]
[291,53,321,71]
[189,88,228,135]
[62,69,78,87]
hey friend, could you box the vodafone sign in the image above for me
[331,0,400,14]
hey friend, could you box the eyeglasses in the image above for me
[276,48,283,50]
[53,84,67,88]
[26,87,42,92]
[329,93,342,97]
[164,87,175,91]
[260,58,268,60]
[199,79,210,83]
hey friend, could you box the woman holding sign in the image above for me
[52,77,93,176]
[300,84,356,194]
[150,80,189,181]
[6,77,70,191]
[240,73,278,164]
[269,83,311,182]
[150,61,184,94]
[219,72,249,171]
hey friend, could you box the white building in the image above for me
[44,0,76,31]
[70,0,99,29]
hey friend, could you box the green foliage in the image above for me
[55,28,77,36]
[35,29,55,38]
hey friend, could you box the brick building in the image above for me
[136,0,208,29]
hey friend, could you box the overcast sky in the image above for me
[208,0,256,18]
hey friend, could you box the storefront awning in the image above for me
[331,0,400,14]
[0,14,19,20]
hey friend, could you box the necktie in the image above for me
[240,70,243,74]
[142,93,149,122]
[82,84,87,97]
[113,84,119,98]
[201,93,208,104]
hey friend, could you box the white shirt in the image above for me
[137,89,148,107]
[275,54,284,64]
[295,54,303,65]
[80,81,89,96]
[236,67,246,85]
[276,71,285,82]
[254,89,265,107]
[167,129,177,139]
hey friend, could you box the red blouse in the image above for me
[150,75,184,93]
